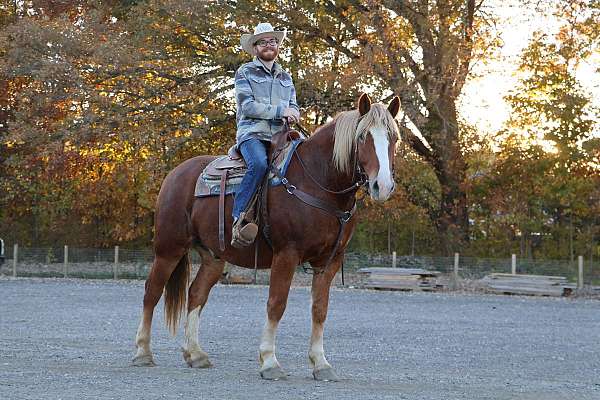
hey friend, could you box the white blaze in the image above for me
[370,127,394,200]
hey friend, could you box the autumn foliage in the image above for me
[0,0,598,259]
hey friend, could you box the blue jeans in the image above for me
[232,138,269,220]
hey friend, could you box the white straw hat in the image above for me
[240,22,286,55]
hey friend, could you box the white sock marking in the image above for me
[259,319,280,370]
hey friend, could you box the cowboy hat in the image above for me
[240,22,286,55]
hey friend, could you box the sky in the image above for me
[459,0,599,137]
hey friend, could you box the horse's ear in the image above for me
[388,96,400,118]
[357,93,371,116]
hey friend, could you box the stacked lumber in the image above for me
[220,272,253,285]
[358,267,445,291]
[481,273,576,297]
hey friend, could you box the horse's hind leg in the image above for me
[132,250,187,366]
[182,248,224,368]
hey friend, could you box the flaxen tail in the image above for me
[164,253,190,336]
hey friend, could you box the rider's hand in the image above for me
[282,107,300,124]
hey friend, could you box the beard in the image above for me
[256,46,278,62]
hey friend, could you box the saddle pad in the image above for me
[194,139,303,197]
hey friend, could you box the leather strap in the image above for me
[259,126,294,249]
[218,170,227,251]
[259,172,273,248]
[271,166,355,222]
[293,150,366,195]
[271,166,356,273]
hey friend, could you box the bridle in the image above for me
[270,122,372,274]
[293,121,370,195]
[293,139,369,195]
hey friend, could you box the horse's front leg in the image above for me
[258,248,298,380]
[308,256,343,381]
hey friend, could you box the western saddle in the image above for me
[200,128,305,251]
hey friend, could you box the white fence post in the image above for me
[454,253,459,281]
[511,254,516,275]
[114,246,119,280]
[578,255,583,289]
[63,245,68,278]
[392,251,397,268]
[13,244,18,277]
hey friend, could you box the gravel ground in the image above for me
[1,278,599,400]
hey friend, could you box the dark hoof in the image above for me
[260,366,287,380]
[131,354,156,367]
[313,367,340,382]
[183,349,212,368]
[189,357,212,368]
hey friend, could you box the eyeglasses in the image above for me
[255,39,278,47]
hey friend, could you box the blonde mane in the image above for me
[332,103,399,173]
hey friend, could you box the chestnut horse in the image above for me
[132,93,400,381]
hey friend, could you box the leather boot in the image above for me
[231,215,258,248]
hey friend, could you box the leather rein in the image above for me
[270,128,369,274]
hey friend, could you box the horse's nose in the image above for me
[371,177,393,201]
[371,180,380,198]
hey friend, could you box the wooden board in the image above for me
[358,267,440,277]
[486,273,570,281]
[481,273,575,297]
[359,267,445,291]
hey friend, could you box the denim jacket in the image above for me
[235,57,299,145]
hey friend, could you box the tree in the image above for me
[0,0,243,245]
[1,0,596,257]
[479,0,600,259]
[227,0,500,254]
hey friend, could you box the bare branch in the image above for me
[453,0,476,95]
[405,129,434,162]
[382,0,436,69]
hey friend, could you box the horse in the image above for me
[132,93,400,381]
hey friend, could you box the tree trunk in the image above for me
[434,166,469,254]
[420,102,469,255]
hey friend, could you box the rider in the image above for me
[232,22,300,247]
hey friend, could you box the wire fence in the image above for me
[0,246,598,285]
[343,253,599,283]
